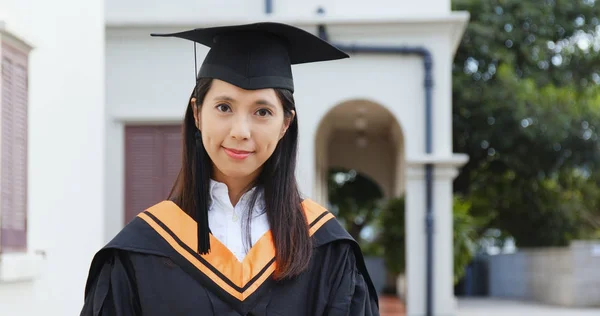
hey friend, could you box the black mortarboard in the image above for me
[151,22,348,255]
[151,22,349,93]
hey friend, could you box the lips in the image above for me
[222,147,253,160]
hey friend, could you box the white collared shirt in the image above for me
[208,179,270,262]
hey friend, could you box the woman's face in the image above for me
[193,79,293,184]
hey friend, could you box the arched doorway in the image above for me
[314,98,405,294]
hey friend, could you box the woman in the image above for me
[80,22,379,316]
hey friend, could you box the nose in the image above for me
[229,114,251,140]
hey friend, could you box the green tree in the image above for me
[451,0,600,246]
[327,168,384,241]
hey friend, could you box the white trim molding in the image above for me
[406,153,469,167]
[405,153,469,180]
[106,12,471,29]
[0,252,45,284]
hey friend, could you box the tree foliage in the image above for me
[327,168,384,241]
[452,0,600,246]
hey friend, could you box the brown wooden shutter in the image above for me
[0,43,28,253]
[124,125,182,223]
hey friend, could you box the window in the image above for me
[0,39,29,254]
[124,125,182,223]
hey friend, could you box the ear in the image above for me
[279,110,295,140]
[191,98,201,130]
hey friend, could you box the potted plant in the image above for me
[379,197,406,299]
[379,195,481,300]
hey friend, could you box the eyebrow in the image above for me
[213,95,277,109]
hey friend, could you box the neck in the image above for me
[212,170,260,206]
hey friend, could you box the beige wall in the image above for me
[488,240,600,307]
[327,130,396,198]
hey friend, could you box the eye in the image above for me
[216,103,231,112]
[255,108,273,117]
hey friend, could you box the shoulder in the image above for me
[83,202,176,291]
[102,200,184,257]
[300,198,329,220]
[301,198,334,232]
[301,199,379,305]
[301,199,369,283]
[301,198,355,248]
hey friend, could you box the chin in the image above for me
[219,166,260,180]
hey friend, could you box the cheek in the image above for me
[200,120,226,150]
[255,123,284,154]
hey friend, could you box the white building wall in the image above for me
[0,0,105,315]
[106,0,451,25]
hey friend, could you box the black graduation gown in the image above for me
[79,199,380,316]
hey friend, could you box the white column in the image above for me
[0,0,105,315]
[405,166,427,315]
[405,155,468,316]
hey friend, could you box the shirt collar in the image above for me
[208,179,265,214]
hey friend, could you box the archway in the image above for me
[314,98,405,294]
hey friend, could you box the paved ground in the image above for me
[379,296,600,316]
[457,298,600,316]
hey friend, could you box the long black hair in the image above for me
[168,78,312,280]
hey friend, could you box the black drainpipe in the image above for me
[265,0,273,14]
[318,23,435,316]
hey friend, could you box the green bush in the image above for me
[380,197,406,275]
[380,195,482,284]
[452,196,480,284]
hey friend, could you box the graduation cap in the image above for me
[151,22,349,93]
[151,22,348,255]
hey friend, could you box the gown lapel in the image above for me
[136,200,334,314]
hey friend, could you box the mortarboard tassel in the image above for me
[195,130,211,255]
